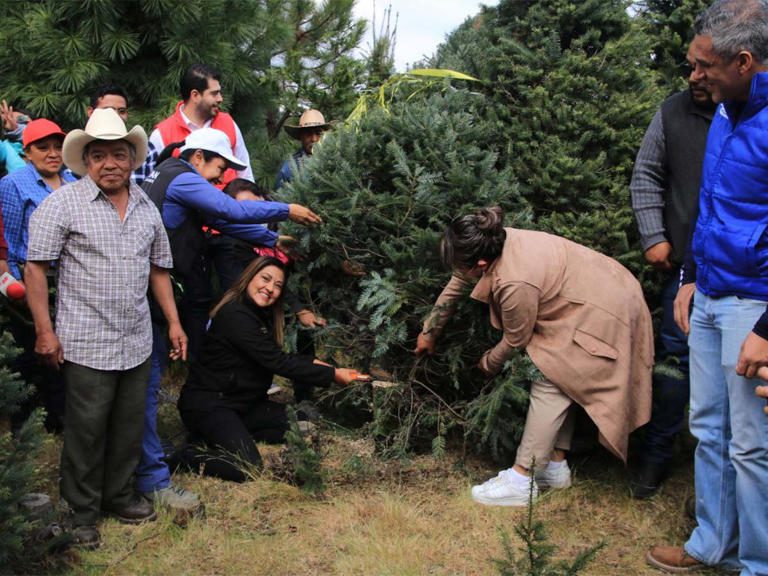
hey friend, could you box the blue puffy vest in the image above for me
[693,72,768,300]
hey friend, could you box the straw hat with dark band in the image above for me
[63,108,148,176]
[284,109,332,140]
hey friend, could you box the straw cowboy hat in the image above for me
[284,109,333,140]
[63,108,148,176]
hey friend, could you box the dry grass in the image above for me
[26,374,711,576]
[30,422,716,576]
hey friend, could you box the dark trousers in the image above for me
[179,402,288,482]
[208,234,250,293]
[60,359,150,525]
[178,258,214,362]
[643,271,691,464]
[5,304,65,432]
[294,330,317,405]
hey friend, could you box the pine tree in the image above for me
[428,7,499,81]
[636,0,713,91]
[0,330,45,566]
[0,0,367,186]
[363,2,397,86]
[281,84,533,457]
[265,0,367,134]
[492,476,605,575]
[282,407,325,494]
[279,0,666,459]
[0,0,276,129]
[434,0,666,275]
[248,0,368,187]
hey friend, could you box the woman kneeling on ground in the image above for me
[175,256,359,482]
[415,207,654,506]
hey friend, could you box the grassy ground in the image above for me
[27,403,718,576]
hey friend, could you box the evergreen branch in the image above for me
[410,376,467,423]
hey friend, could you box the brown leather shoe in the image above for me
[646,546,706,573]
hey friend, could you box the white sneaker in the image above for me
[471,470,538,507]
[535,461,572,489]
[470,472,505,499]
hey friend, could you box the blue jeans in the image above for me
[643,272,690,464]
[684,294,768,575]
[135,321,171,493]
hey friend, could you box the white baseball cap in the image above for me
[179,128,246,171]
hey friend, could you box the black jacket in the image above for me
[660,90,715,264]
[142,158,203,277]
[178,298,335,413]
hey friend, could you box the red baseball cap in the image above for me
[22,118,66,148]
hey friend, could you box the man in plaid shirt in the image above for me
[24,109,188,550]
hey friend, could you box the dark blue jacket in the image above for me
[142,158,286,275]
[274,148,308,190]
[692,72,768,302]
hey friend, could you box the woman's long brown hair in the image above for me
[209,256,287,346]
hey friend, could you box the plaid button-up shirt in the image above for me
[27,175,173,371]
[131,140,157,187]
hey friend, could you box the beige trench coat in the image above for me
[423,228,653,462]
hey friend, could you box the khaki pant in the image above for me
[514,378,575,470]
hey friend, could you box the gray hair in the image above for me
[695,0,768,63]
[82,139,137,166]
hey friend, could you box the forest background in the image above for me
[0,0,716,573]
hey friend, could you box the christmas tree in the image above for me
[280,0,667,459]
[282,84,532,456]
[0,329,45,566]
[637,0,714,92]
[433,0,666,273]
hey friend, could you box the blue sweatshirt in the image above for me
[162,163,287,247]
